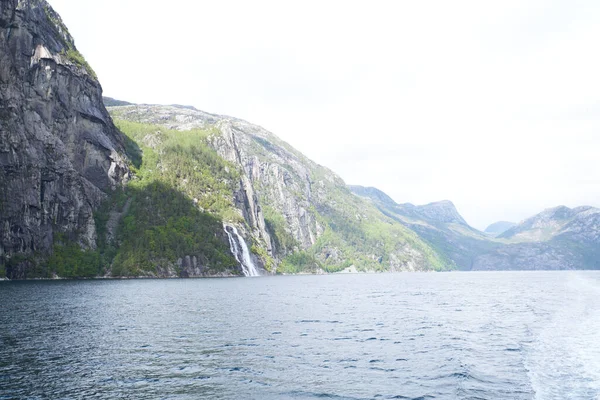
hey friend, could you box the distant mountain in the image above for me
[397,200,469,226]
[474,206,600,270]
[498,206,597,241]
[350,186,499,270]
[350,186,600,271]
[103,97,134,107]
[484,221,517,236]
[348,187,467,226]
[347,186,397,207]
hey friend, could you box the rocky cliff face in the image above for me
[0,0,129,278]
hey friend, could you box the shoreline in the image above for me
[1,269,597,282]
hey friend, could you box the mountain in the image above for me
[498,206,597,241]
[102,97,133,107]
[350,186,500,270]
[473,206,600,270]
[351,186,600,271]
[0,0,449,279]
[104,105,447,276]
[2,0,598,278]
[0,0,130,278]
[484,221,516,236]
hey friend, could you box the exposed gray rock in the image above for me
[0,0,129,278]
[105,198,131,244]
[398,200,468,226]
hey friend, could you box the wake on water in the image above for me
[524,273,600,399]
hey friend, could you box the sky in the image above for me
[48,0,600,230]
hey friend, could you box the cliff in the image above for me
[0,0,129,278]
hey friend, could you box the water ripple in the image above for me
[0,272,599,399]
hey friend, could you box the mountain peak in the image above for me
[498,205,599,241]
[348,185,397,206]
[349,186,468,226]
[415,200,468,225]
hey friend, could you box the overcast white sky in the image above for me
[49,0,600,230]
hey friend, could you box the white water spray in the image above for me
[224,225,260,277]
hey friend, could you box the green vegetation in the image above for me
[4,253,45,279]
[262,206,297,253]
[40,114,448,278]
[41,119,242,278]
[251,244,275,273]
[109,182,237,276]
[102,120,241,276]
[114,120,242,220]
[43,4,98,80]
[47,234,101,278]
[279,250,320,274]
[274,167,448,274]
[63,48,98,80]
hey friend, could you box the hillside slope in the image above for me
[350,186,499,269]
[106,105,449,274]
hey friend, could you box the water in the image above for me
[1,272,599,399]
[224,225,260,277]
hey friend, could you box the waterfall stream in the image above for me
[224,225,260,277]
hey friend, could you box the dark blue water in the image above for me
[1,272,599,399]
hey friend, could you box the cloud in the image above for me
[49,0,600,229]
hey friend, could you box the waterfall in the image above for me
[224,225,260,277]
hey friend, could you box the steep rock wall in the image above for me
[0,0,129,277]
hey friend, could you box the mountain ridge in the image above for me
[1,1,598,278]
[351,185,600,270]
